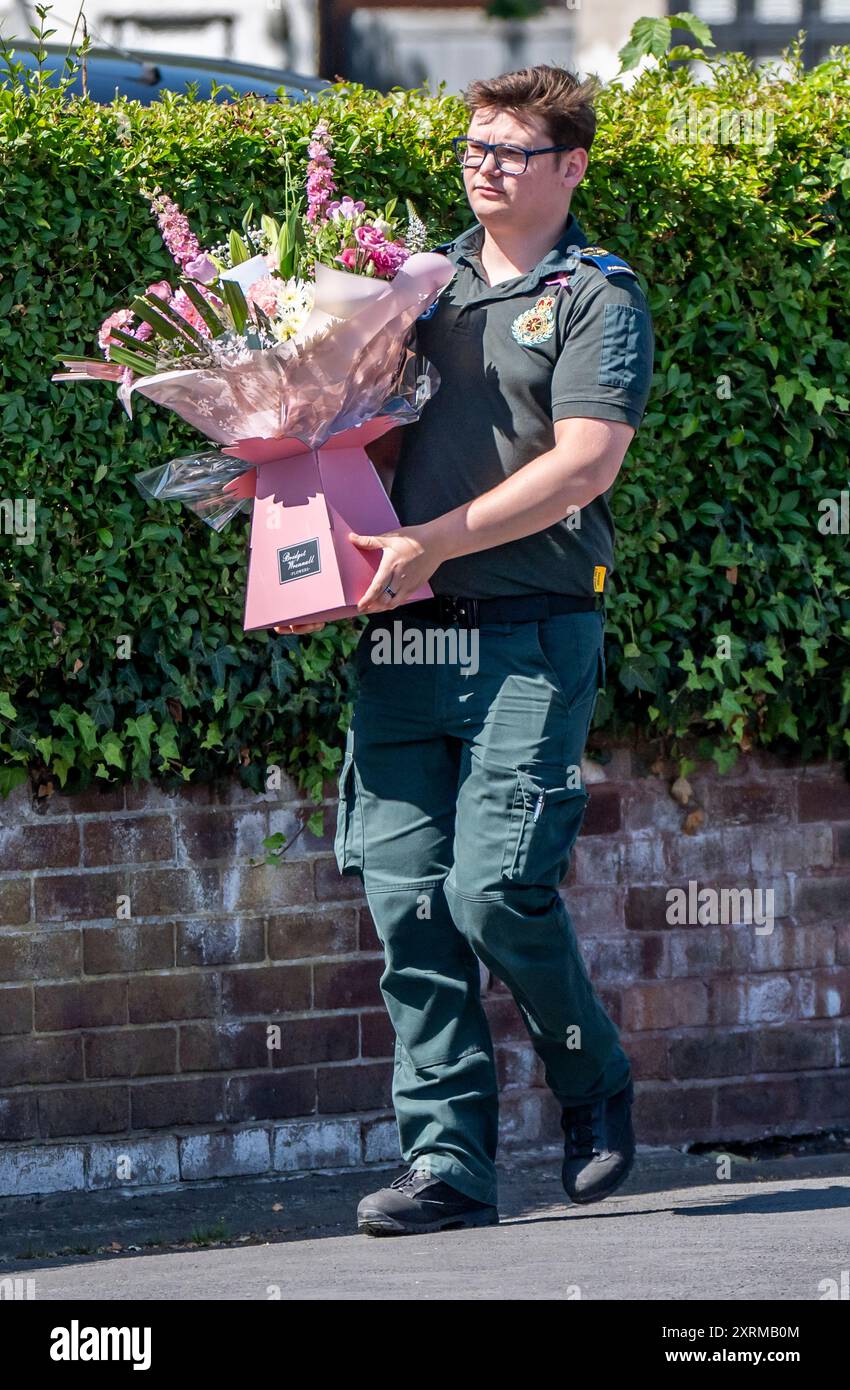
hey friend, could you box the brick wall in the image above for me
[0,752,848,1196]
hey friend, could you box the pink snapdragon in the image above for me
[305,119,337,225]
[147,190,202,271]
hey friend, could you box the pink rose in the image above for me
[145,280,172,301]
[354,224,384,250]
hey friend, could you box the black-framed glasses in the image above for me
[452,136,576,176]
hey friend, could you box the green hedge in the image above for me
[1,31,849,815]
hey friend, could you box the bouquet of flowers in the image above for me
[51,120,455,628]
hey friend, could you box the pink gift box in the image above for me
[221,415,433,630]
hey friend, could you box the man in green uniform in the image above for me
[278,64,654,1235]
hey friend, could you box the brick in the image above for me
[267,807,315,858]
[793,877,850,923]
[622,782,685,833]
[669,927,735,977]
[35,979,127,1032]
[273,1117,361,1171]
[621,1033,668,1080]
[317,1061,393,1114]
[711,782,794,825]
[751,825,833,874]
[128,972,218,1024]
[836,825,850,863]
[82,816,174,867]
[313,959,382,1011]
[708,974,795,1027]
[226,1070,315,1122]
[668,1030,752,1079]
[85,1027,176,1079]
[35,872,125,922]
[358,906,381,953]
[837,923,850,966]
[0,1091,38,1142]
[666,830,743,878]
[128,867,221,917]
[794,1071,850,1125]
[837,1019,850,1066]
[496,1042,540,1089]
[0,1141,84,1195]
[180,1128,271,1180]
[500,1090,557,1148]
[633,1083,714,1144]
[39,1084,129,1138]
[0,931,81,983]
[267,908,358,960]
[562,886,626,936]
[125,780,215,811]
[794,968,850,1020]
[220,964,311,1016]
[750,1023,836,1073]
[714,1077,800,1133]
[798,778,850,822]
[222,862,313,912]
[0,985,31,1034]
[46,786,124,815]
[86,1136,180,1190]
[180,1021,271,1072]
[488,989,533,1045]
[314,858,366,902]
[0,823,79,871]
[625,886,676,932]
[83,923,173,974]
[176,809,268,863]
[360,1009,395,1058]
[730,921,835,974]
[620,832,667,882]
[0,1034,83,1087]
[131,1077,225,1129]
[571,837,623,885]
[621,980,708,1031]
[581,786,622,836]
[269,1014,358,1067]
[587,933,668,982]
[0,878,31,925]
[176,917,264,967]
[362,1116,400,1163]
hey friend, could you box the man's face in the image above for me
[461,106,587,234]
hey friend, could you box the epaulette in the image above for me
[578,246,638,280]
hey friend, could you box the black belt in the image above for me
[378,591,600,629]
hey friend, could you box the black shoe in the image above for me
[560,1079,636,1206]
[357,1165,500,1236]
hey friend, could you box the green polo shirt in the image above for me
[390,210,654,599]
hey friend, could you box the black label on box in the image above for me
[278,537,322,584]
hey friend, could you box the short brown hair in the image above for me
[462,64,599,154]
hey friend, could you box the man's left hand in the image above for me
[349,524,444,613]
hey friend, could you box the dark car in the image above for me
[3,42,330,104]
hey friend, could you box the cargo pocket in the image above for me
[501,765,589,890]
[334,740,365,876]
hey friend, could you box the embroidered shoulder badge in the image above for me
[511,293,557,346]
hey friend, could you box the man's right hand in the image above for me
[273,621,327,634]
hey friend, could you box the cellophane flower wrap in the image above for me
[51,124,455,532]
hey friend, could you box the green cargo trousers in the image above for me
[333,606,631,1208]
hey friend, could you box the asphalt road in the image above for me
[2,1149,849,1300]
